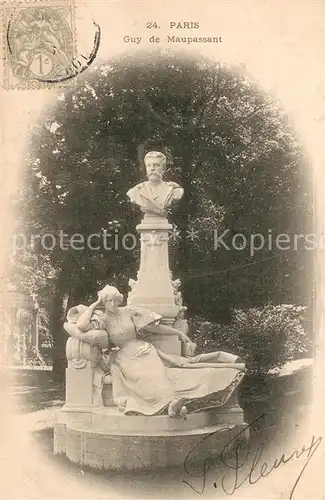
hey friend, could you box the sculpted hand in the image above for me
[179,332,191,343]
[91,296,102,308]
[183,339,197,358]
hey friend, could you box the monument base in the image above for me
[54,403,248,470]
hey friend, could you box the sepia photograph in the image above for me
[1,1,324,499]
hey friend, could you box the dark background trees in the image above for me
[10,52,313,378]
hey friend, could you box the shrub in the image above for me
[188,304,310,375]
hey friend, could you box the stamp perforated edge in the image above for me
[1,0,77,90]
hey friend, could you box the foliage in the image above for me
[10,51,313,376]
[10,308,33,364]
[188,304,310,374]
[36,307,53,346]
[9,249,58,307]
[26,345,47,367]
[3,303,53,366]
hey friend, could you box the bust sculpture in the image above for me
[127,151,184,217]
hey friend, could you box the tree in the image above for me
[11,51,312,378]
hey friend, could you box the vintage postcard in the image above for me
[0,1,324,499]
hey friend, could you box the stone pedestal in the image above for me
[64,337,103,409]
[129,214,179,319]
[128,213,182,355]
[54,393,248,470]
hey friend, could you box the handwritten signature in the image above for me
[182,414,322,498]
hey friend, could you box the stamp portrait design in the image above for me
[2,1,75,88]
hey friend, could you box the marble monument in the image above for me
[53,151,248,470]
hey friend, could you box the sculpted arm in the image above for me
[143,322,188,342]
[126,187,134,202]
[64,322,109,348]
[76,299,101,331]
[173,186,184,200]
[126,185,141,205]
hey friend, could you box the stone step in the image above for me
[68,419,245,437]
[55,420,249,470]
[90,405,245,432]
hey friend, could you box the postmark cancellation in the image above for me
[1,0,76,89]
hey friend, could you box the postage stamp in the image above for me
[1,0,76,89]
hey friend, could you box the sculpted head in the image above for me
[144,151,166,182]
[98,285,123,312]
